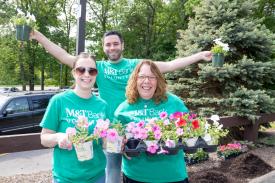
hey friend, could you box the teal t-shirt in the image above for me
[96,58,140,120]
[114,92,189,182]
[40,90,108,183]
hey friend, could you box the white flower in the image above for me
[210,115,220,122]
[213,38,229,52]
[16,9,25,16]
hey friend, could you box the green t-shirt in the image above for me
[114,92,189,182]
[96,58,140,120]
[40,90,108,183]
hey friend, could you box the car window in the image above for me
[32,96,51,110]
[6,98,29,113]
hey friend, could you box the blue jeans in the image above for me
[52,175,105,183]
[105,151,123,183]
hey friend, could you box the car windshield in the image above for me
[0,96,9,109]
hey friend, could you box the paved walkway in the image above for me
[0,149,275,182]
[0,149,52,176]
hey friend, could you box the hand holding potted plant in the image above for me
[66,116,97,161]
[211,38,229,67]
[12,9,36,41]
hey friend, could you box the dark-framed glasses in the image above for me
[74,67,98,76]
[137,75,157,81]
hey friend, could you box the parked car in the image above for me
[0,91,57,135]
[0,87,20,93]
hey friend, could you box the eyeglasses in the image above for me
[74,67,98,76]
[137,75,157,81]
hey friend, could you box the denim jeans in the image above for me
[52,175,105,183]
[105,151,123,183]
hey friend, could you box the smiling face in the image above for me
[137,64,157,100]
[72,57,97,91]
[103,35,124,61]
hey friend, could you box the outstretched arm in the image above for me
[155,51,212,73]
[30,30,76,68]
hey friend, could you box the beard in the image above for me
[106,50,122,61]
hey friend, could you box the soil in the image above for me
[188,152,274,183]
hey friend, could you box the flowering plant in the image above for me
[170,112,206,139]
[12,9,36,28]
[204,115,229,145]
[66,116,96,145]
[217,142,247,159]
[93,118,110,138]
[106,121,124,142]
[211,38,229,55]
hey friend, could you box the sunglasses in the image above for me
[74,67,98,76]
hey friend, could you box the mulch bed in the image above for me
[188,153,274,183]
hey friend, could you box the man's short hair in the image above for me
[103,31,124,43]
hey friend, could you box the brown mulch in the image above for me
[188,152,274,183]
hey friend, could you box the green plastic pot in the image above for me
[16,25,31,41]
[212,53,225,67]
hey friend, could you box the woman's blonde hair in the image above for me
[126,60,167,104]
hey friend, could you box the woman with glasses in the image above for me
[40,52,108,183]
[115,60,189,183]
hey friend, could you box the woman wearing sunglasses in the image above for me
[115,60,189,183]
[40,52,108,183]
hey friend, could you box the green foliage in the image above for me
[170,0,275,120]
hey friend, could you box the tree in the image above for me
[168,0,275,120]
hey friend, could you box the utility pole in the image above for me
[76,0,87,55]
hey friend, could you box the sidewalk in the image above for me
[0,148,275,183]
[0,149,52,176]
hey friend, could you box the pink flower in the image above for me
[137,121,145,128]
[170,112,183,120]
[165,140,176,148]
[159,111,168,119]
[138,128,148,140]
[66,127,76,137]
[99,130,107,138]
[154,130,162,140]
[147,144,159,154]
[126,122,135,133]
[77,116,89,128]
[152,125,160,132]
[163,119,170,125]
[106,129,118,142]
[176,128,183,136]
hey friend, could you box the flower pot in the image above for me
[184,137,198,147]
[16,25,31,41]
[162,146,179,155]
[106,136,123,153]
[202,134,218,146]
[74,141,93,161]
[212,53,224,67]
[126,138,140,149]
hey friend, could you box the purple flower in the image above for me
[154,130,162,140]
[137,121,145,128]
[176,128,183,136]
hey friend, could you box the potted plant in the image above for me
[66,116,97,161]
[12,9,36,41]
[217,142,247,160]
[105,121,125,153]
[203,115,229,146]
[211,38,229,67]
[155,112,183,155]
[170,112,206,147]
